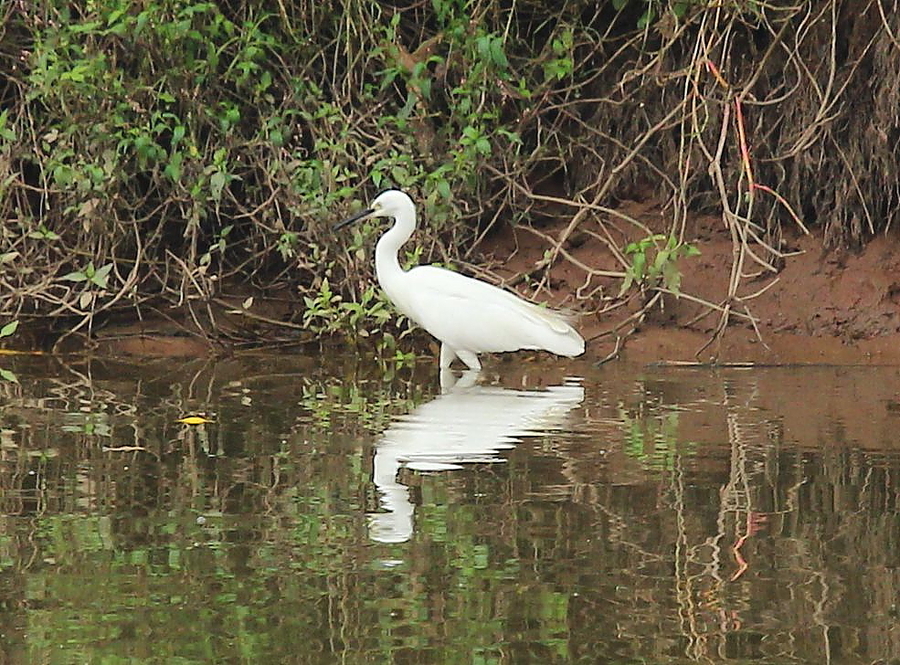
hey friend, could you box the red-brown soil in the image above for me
[486,199,900,366]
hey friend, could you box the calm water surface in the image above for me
[1,350,899,664]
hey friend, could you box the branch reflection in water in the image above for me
[369,369,585,543]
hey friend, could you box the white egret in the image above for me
[334,189,585,370]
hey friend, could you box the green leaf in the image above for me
[632,252,646,278]
[0,109,16,142]
[53,164,74,187]
[662,263,682,293]
[0,320,18,338]
[612,0,628,9]
[0,368,18,383]
[654,250,670,272]
[390,165,409,184]
[489,38,509,69]
[259,70,272,91]
[61,271,88,283]
[91,263,113,289]
[475,35,491,62]
[222,107,240,128]
[637,8,655,29]
[210,171,227,201]
[164,152,183,181]
[618,271,635,297]
[416,75,432,99]
[106,8,125,26]
[27,226,60,241]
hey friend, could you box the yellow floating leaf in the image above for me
[176,416,214,425]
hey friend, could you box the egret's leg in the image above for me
[439,344,458,369]
[456,350,482,371]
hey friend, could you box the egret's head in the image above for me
[333,189,413,231]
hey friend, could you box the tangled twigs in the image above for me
[537,100,689,281]
[590,291,663,366]
[697,46,814,357]
[752,184,809,236]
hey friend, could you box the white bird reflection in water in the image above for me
[369,370,585,543]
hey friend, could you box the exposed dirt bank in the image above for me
[27,199,900,367]
[488,199,900,367]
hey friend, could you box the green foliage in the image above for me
[0,321,18,339]
[301,276,416,367]
[620,234,700,296]
[61,262,113,290]
[0,0,747,344]
[612,0,761,29]
[26,226,61,242]
[61,261,114,310]
[4,0,297,320]
[2,1,562,333]
[543,29,575,81]
[301,278,344,335]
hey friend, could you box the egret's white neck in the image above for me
[374,199,417,287]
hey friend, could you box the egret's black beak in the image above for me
[333,207,374,231]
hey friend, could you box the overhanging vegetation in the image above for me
[1,0,897,346]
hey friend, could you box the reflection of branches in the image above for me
[723,408,753,583]
[568,482,666,566]
[673,448,709,660]
[669,374,770,660]
[810,571,833,665]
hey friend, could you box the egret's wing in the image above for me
[409,266,576,332]
[398,265,584,357]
